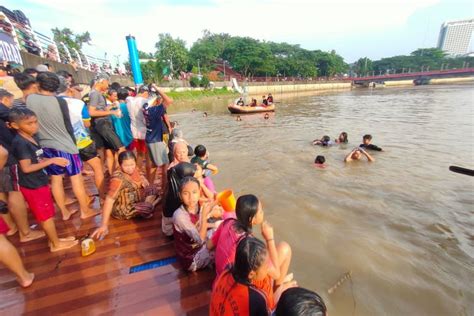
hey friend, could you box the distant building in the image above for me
[437,19,474,56]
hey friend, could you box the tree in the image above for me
[189,30,230,72]
[138,50,154,59]
[354,57,373,76]
[51,27,90,51]
[154,33,189,75]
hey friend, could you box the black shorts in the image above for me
[91,119,123,151]
[79,142,98,162]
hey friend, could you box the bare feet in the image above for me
[18,272,35,288]
[50,239,78,252]
[48,236,77,247]
[62,208,79,221]
[20,230,46,243]
[80,208,100,219]
[64,197,77,205]
[7,224,18,236]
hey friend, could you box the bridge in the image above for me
[349,68,474,86]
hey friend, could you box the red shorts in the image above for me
[0,217,9,235]
[128,139,147,154]
[20,185,55,222]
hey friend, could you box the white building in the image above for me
[437,19,474,56]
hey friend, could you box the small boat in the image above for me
[227,103,275,114]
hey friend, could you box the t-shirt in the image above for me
[61,96,93,150]
[190,156,209,169]
[110,102,133,147]
[173,205,202,244]
[26,94,78,154]
[210,271,270,316]
[359,143,382,151]
[126,96,147,140]
[142,103,165,143]
[211,215,244,276]
[89,89,109,124]
[11,135,48,189]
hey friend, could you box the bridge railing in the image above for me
[348,68,474,81]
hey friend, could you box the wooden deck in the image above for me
[0,175,213,315]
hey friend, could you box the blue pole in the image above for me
[126,35,143,85]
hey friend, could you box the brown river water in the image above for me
[168,84,474,315]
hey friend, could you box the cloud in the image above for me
[5,0,441,62]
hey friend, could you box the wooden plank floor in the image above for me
[0,174,213,315]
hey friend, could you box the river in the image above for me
[168,84,474,315]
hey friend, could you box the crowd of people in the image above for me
[0,65,328,315]
[312,132,383,167]
[235,93,274,107]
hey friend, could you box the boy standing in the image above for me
[9,107,78,252]
[142,84,173,191]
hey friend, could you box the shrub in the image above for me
[189,76,200,87]
[200,76,210,88]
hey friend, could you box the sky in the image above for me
[3,0,474,65]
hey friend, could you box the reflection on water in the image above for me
[169,84,474,315]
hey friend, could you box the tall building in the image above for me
[437,19,474,56]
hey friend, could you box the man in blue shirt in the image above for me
[142,84,173,194]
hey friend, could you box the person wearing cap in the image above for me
[126,85,151,178]
[142,83,173,193]
[88,73,125,174]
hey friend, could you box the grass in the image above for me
[167,87,238,101]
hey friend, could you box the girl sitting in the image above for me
[172,176,221,271]
[210,236,296,315]
[92,151,159,239]
[207,194,293,303]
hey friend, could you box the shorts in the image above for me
[147,142,169,167]
[128,139,147,154]
[79,142,98,162]
[43,148,82,176]
[20,185,55,222]
[0,216,9,235]
[0,164,19,193]
[91,119,123,151]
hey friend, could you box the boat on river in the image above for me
[227,103,275,114]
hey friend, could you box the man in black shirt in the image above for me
[359,134,383,151]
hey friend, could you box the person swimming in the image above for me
[314,155,326,168]
[344,147,375,163]
[335,132,348,144]
[236,115,242,121]
[312,135,334,146]
[264,113,270,120]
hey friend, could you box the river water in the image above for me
[168,84,474,315]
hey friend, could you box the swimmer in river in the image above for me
[344,147,374,163]
[312,135,334,146]
[359,134,383,151]
[203,112,208,117]
[335,132,348,144]
[314,155,327,168]
[264,113,270,120]
[236,115,242,121]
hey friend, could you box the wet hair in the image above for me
[179,176,200,192]
[315,155,325,164]
[234,194,260,234]
[117,88,129,101]
[37,72,60,92]
[322,135,330,143]
[0,88,13,100]
[23,68,38,76]
[110,82,121,91]
[363,134,372,141]
[13,73,36,90]
[118,150,137,165]
[194,144,207,157]
[275,287,327,316]
[9,107,36,123]
[339,132,348,143]
[231,236,267,284]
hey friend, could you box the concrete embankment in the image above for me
[246,82,351,94]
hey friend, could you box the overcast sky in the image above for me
[3,0,473,65]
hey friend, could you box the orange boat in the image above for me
[227,103,275,114]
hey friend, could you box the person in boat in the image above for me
[344,147,375,163]
[236,98,244,106]
[267,93,274,104]
[360,134,383,151]
[335,132,348,144]
[210,236,297,315]
[312,135,334,146]
[262,96,268,106]
[91,151,159,239]
[250,99,257,107]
